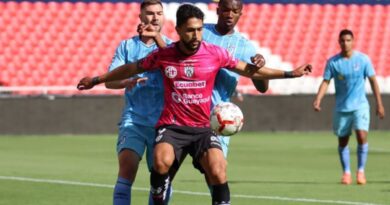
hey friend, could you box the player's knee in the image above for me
[119,166,137,182]
[153,156,172,174]
[208,161,227,183]
[118,156,139,181]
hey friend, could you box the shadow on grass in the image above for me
[369,180,390,184]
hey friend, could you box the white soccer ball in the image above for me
[210,102,244,136]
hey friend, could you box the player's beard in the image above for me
[182,39,201,52]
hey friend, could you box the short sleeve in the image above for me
[323,60,334,80]
[241,41,256,64]
[138,49,161,71]
[108,41,127,71]
[363,55,375,77]
[216,46,239,70]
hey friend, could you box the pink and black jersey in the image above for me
[139,41,239,128]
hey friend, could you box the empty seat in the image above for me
[1,2,389,95]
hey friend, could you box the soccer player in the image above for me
[203,0,267,158]
[77,4,312,204]
[106,1,172,204]
[313,29,385,185]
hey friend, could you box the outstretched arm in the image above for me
[233,61,312,79]
[77,62,144,90]
[313,79,330,112]
[105,77,149,90]
[368,76,385,119]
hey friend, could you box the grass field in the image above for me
[0,131,389,205]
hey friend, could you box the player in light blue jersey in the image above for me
[203,0,268,158]
[313,29,385,185]
[107,1,172,204]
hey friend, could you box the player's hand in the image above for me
[292,64,312,77]
[250,54,266,69]
[137,23,158,38]
[77,77,94,90]
[377,104,385,119]
[313,99,321,112]
[121,77,148,91]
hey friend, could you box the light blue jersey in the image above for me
[324,51,375,112]
[203,24,256,157]
[203,24,256,107]
[109,35,172,127]
[110,36,173,205]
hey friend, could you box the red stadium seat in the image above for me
[1,2,389,94]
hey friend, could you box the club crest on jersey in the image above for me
[353,63,360,71]
[184,65,194,78]
[165,66,177,78]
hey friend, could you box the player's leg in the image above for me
[197,134,230,205]
[144,127,173,205]
[201,148,229,205]
[114,123,146,205]
[114,150,141,205]
[150,127,178,205]
[353,108,370,185]
[148,164,178,205]
[333,111,353,184]
[204,136,230,193]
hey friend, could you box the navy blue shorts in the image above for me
[156,125,222,173]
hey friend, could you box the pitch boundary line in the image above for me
[0,175,381,205]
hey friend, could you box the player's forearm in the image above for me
[154,32,167,48]
[369,77,384,107]
[105,80,127,89]
[252,66,296,79]
[234,62,310,79]
[315,81,329,102]
[96,63,140,84]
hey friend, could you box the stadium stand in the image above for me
[0,1,389,95]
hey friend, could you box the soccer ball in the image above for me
[210,102,244,136]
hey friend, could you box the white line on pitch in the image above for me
[0,176,381,205]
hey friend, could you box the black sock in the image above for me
[150,168,170,205]
[212,182,230,205]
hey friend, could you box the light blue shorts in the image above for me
[116,122,156,171]
[218,136,230,158]
[333,108,370,137]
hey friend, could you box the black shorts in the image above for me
[155,125,222,173]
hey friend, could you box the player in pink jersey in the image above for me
[77,4,311,205]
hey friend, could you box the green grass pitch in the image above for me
[0,131,389,205]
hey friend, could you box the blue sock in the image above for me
[148,183,172,205]
[357,143,369,172]
[113,177,132,205]
[338,146,351,173]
